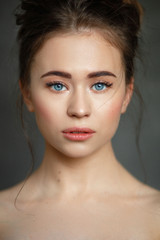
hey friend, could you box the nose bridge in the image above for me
[67,87,91,118]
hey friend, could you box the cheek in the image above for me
[99,97,124,137]
[109,101,123,120]
[34,99,52,123]
[32,94,61,128]
[101,97,123,122]
[31,95,63,142]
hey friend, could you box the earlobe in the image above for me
[121,78,134,114]
[19,80,34,112]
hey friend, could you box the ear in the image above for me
[121,78,134,114]
[19,81,34,112]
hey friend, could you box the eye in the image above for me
[46,82,67,91]
[92,82,112,91]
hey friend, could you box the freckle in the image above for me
[58,171,61,175]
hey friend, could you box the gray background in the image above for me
[0,0,160,190]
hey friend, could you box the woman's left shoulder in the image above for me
[136,185,160,239]
[141,185,160,224]
[140,184,160,211]
[145,186,160,210]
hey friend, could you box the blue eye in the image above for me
[53,83,66,91]
[47,82,67,91]
[92,82,111,91]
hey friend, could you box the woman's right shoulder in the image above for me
[0,184,22,233]
[0,182,25,208]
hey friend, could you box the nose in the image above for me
[67,90,91,118]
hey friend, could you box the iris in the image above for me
[93,83,106,91]
[47,82,66,91]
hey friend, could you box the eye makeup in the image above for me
[45,79,113,94]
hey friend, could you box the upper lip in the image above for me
[62,127,95,133]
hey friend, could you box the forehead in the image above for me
[32,31,123,76]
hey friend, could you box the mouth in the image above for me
[62,127,95,141]
[62,127,95,133]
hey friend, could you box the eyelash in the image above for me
[91,81,113,92]
[46,81,113,92]
[46,81,67,91]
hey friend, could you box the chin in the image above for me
[66,151,94,159]
[50,143,98,160]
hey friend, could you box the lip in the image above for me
[62,127,95,141]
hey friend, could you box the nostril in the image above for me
[67,111,90,118]
[67,108,91,118]
[67,94,91,118]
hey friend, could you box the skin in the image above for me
[0,30,160,240]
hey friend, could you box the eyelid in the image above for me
[91,80,113,88]
[46,80,68,91]
[45,80,113,91]
[46,80,68,87]
[90,81,113,94]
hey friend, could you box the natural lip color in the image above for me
[62,128,95,141]
[62,127,95,133]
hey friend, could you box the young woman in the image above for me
[0,0,160,239]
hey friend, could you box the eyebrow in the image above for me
[40,70,117,79]
[88,71,117,78]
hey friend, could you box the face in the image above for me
[22,31,133,158]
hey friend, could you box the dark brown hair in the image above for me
[15,0,143,88]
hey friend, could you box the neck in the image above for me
[32,141,134,199]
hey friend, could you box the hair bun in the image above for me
[123,0,143,23]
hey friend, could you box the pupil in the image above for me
[55,84,62,90]
[96,83,103,90]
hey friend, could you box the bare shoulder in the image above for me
[0,182,24,209]
[0,184,23,230]
[137,184,160,231]
[0,184,20,203]
[141,184,160,211]
[120,183,160,239]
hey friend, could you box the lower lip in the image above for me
[62,132,94,141]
